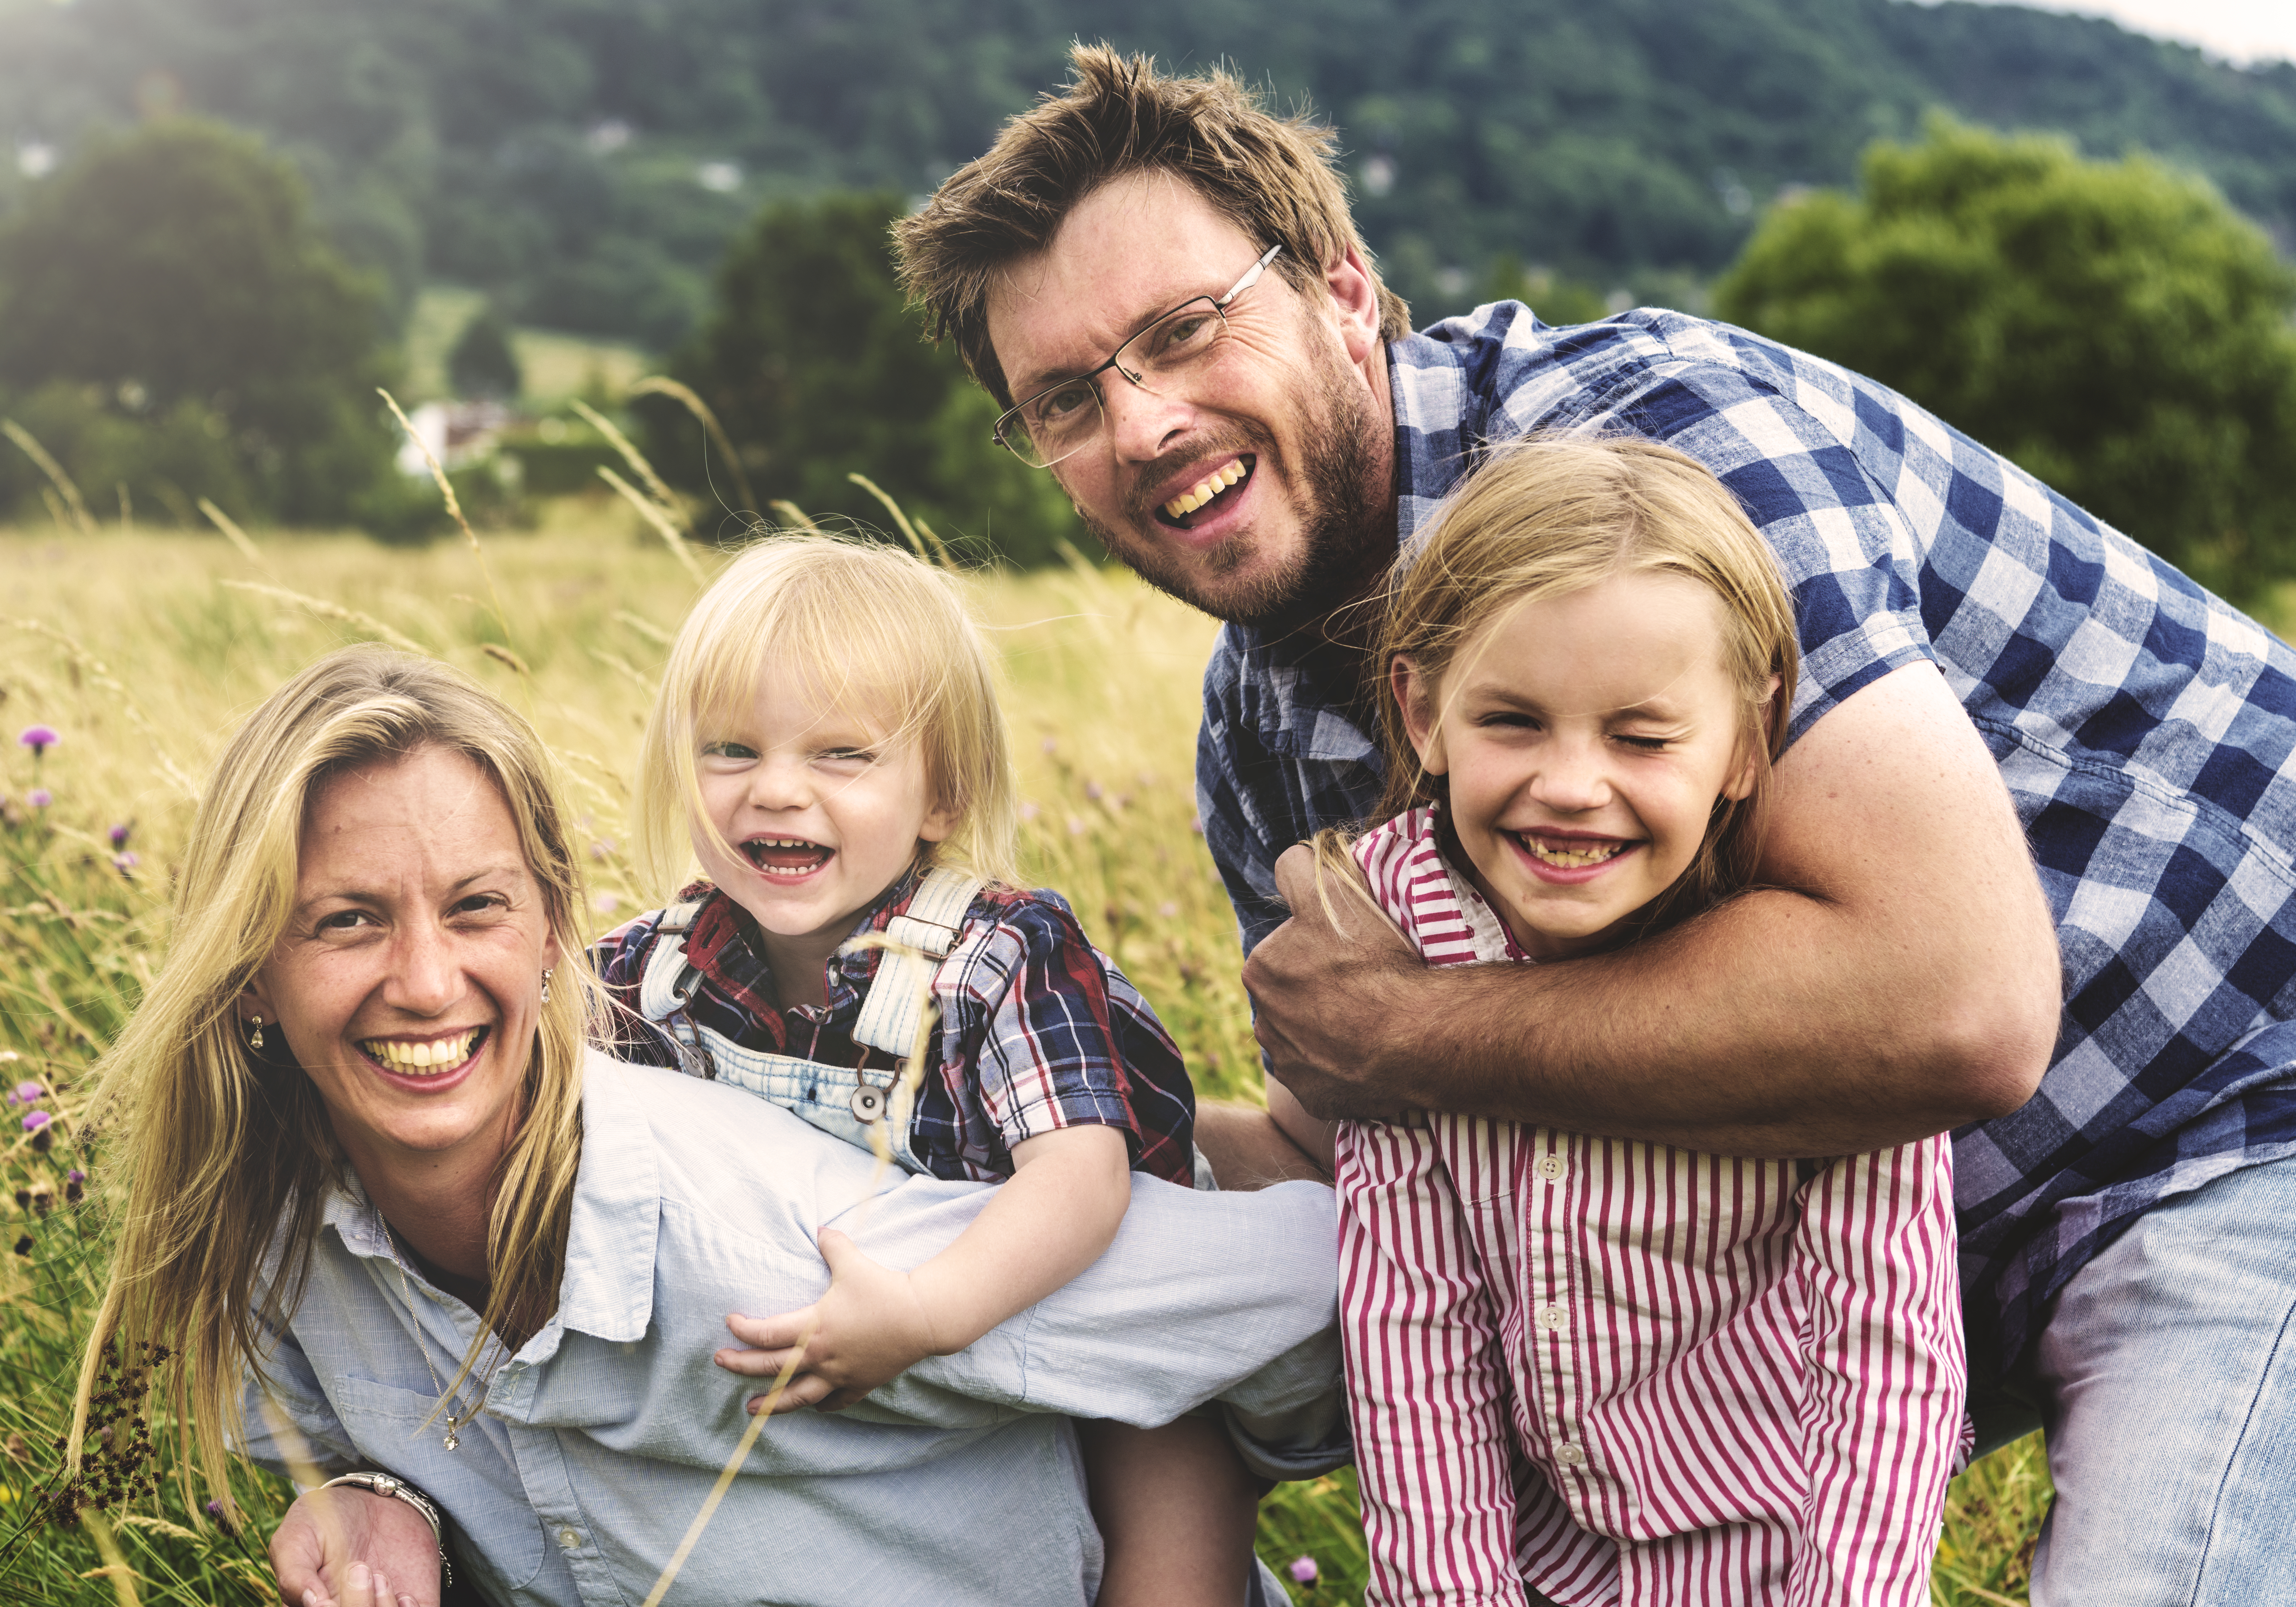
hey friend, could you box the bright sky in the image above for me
[1942,0,2296,65]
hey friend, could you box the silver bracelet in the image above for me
[316,1471,453,1590]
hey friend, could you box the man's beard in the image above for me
[1075,337,1389,634]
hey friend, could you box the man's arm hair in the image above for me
[1246,662,2060,1155]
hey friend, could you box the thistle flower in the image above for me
[16,726,58,758]
[22,1110,50,1133]
[27,789,50,809]
[111,852,139,875]
[1288,1555,1319,1586]
[11,1237,30,1259]
[10,1082,38,1103]
[107,823,130,848]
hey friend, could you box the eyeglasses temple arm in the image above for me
[1218,243,1285,307]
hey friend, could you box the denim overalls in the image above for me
[634,867,984,1175]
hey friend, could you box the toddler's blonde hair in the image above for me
[637,535,1021,898]
[1365,433,1800,936]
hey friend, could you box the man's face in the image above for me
[984,172,1392,628]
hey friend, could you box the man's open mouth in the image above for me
[742,836,834,878]
[1514,833,1629,869]
[1156,456,1254,529]
[360,1026,488,1075]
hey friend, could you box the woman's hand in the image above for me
[270,1486,440,1607]
[715,1228,941,1413]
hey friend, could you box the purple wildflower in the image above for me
[108,823,131,848]
[12,1081,40,1103]
[17,725,58,758]
[66,1169,84,1184]
[111,852,139,874]
[1287,1555,1319,1586]
[22,1110,50,1132]
[27,789,50,809]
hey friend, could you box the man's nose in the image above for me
[1098,373,1196,463]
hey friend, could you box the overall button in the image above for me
[1535,1154,1566,1182]
[850,1085,887,1122]
[1536,1305,1567,1331]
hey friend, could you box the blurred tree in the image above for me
[449,304,523,400]
[1715,118,2296,601]
[1478,255,1610,326]
[644,190,1078,566]
[0,119,403,528]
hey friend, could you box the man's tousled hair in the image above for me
[895,43,1410,407]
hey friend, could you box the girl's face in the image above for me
[693,661,956,988]
[1398,569,1767,961]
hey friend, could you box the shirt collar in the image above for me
[682,861,931,1020]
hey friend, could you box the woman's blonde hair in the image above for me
[71,646,597,1514]
[636,533,1021,898]
[1367,433,1800,936]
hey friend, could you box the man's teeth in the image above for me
[1163,460,1248,519]
[362,1029,481,1074]
[1520,836,1626,868]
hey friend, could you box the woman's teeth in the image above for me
[362,1029,482,1074]
[1520,835,1627,868]
[1163,459,1249,520]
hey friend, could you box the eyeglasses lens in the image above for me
[1005,300,1229,470]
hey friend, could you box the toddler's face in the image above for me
[1400,570,1762,960]
[693,662,955,974]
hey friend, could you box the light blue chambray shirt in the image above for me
[240,1052,1344,1607]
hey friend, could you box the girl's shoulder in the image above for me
[1352,810,1510,967]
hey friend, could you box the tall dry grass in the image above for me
[0,502,2055,1603]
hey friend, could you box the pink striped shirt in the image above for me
[1338,808,1966,1607]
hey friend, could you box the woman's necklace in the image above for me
[389,1243,501,1452]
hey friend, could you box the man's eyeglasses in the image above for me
[991,244,1284,471]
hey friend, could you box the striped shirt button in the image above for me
[1556,1442,1587,1467]
[1536,1304,1567,1331]
[1535,1154,1566,1181]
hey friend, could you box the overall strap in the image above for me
[850,867,984,1060]
[635,901,711,1077]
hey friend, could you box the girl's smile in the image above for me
[1399,569,1765,960]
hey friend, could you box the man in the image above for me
[896,45,2296,1606]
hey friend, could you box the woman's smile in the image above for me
[357,1026,490,1077]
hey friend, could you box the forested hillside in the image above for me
[3,0,2293,346]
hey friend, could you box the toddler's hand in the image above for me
[715,1229,943,1413]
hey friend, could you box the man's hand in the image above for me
[270,1486,440,1607]
[1244,846,1423,1123]
[716,1229,941,1414]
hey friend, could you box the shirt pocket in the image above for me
[326,1374,548,1591]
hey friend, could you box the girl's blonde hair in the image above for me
[636,534,1021,897]
[71,646,598,1514]
[1367,433,1800,935]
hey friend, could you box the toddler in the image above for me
[596,535,1255,1606]
[1310,437,1967,1606]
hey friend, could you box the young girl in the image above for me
[594,535,1260,1606]
[1317,436,1966,1607]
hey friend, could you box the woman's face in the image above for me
[248,745,560,1175]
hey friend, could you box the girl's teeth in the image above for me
[1523,836,1625,868]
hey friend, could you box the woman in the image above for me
[71,646,1342,1607]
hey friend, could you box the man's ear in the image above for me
[1393,656,1448,775]
[1324,241,1384,368]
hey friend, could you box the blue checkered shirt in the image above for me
[1197,301,2296,1380]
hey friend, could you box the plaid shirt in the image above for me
[1198,301,2296,1381]
[595,867,1197,1186]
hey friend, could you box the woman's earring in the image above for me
[540,968,554,1005]
[248,1014,265,1051]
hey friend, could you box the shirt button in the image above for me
[1535,1154,1566,1182]
[556,1527,583,1550]
[1537,1305,1567,1331]
[1557,1442,1587,1468]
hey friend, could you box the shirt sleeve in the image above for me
[953,899,1145,1156]
[1196,635,1293,955]
[1787,1137,1966,1607]
[1337,1120,1529,1607]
